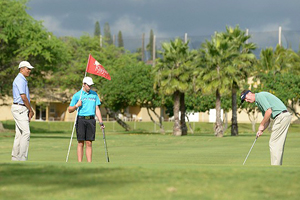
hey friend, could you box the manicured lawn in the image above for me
[0,121,299,200]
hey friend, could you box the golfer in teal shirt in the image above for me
[68,77,105,162]
[241,90,292,165]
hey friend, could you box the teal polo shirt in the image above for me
[70,89,101,116]
[255,92,287,119]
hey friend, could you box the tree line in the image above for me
[1,0,300,137]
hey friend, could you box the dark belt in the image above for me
[13,102,26,107]
[78,116,94,120]
[274,110,288,119]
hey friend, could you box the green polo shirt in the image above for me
[255,92,287,119]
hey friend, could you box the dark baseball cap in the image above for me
[240,90,251,103]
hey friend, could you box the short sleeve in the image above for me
[16,79,26,94]
[70,93,79,107]
[96,94,101,106]
[258,95,272,111]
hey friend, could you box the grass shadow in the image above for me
[0,163,133,199]
[30,135,72,139]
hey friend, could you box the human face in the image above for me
[20,67,32,77]
[244,93,255,103]
[83,83,91,92]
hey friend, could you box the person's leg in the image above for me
[269,113,292,165]
[11,123,21,161]
[85,119,96,162]
[11,105,30,161]
[18,120,30,161]
[76,118,86,162]
[85,141,92,162]
[77,141,84,162]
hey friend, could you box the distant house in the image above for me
[1,84,299,124]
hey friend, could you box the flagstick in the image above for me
[66,56,90,162]
[65,107,79,162]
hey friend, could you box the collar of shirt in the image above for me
[81,89,90,95]
[18,73,27,82]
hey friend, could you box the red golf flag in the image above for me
[86,54,111,80]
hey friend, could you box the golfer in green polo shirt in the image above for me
[241,90,292,165]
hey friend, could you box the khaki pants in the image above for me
[270,112,292,165]
[11,104,30,161]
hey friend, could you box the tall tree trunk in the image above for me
[180,92,187,135]
[0,122,4,132]
[215,89,223,137]
[186,115,194,134]
[146,107,165,134]
[173,91,182,136]
[223,112,228,132]
[231,82,238,136]
[247,110,258,132]
[105,108,131,131]
[251,120,256,133]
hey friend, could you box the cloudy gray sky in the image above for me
[26,0,300,52]
[26,0,300,38]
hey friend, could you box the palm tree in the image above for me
[258,44,300,75]
[154,38,195,136]
[222,26,256,136]
[195,32,239,137]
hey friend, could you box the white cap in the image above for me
[83,77,94,86]
[19,61,34,69]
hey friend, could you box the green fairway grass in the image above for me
[0,121,299,200]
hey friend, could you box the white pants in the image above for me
[11,104,31,161]
[270,112,292,165]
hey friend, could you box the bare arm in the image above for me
[68,100,82,113]
[257,108,272,137]
[20,94,34,121]
[96,105,104,129]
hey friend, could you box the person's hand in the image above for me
[28,110,34,122]
[75,100,82,108]
[256,124,264,137]
[256,130,263,137]
[99,122,105,129]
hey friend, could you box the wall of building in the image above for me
[1,96,299,124]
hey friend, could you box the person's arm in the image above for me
[257,108,272,137]
[20,94,34,121]
[96,105,105,129]
[68,100,82,113]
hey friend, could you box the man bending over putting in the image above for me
[241,90,292,165]
[68,77,105,162]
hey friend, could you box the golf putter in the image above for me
[100,123,110,162]
[243,136,258,165]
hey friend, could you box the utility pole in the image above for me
[142,33,145,62]
[246,29,249,44]
[100,35,103,48]
[278,26,282,46]
[152,35,156,67]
